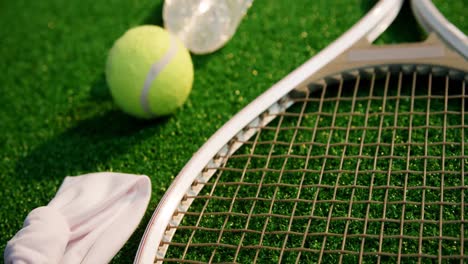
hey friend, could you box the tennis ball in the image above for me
[106,25,193,118]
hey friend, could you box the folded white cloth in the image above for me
[4,172,151,264]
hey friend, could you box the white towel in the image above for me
[4,172,151,264]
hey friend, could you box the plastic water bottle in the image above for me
[163,0,254,54]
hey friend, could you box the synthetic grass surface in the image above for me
[0,0,466,262]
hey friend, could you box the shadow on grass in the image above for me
[143,1,164,26]
[15,108,170,183]
[361,0,423,44]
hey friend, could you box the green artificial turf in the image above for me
[0,0,466,263]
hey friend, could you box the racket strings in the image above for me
[160,70,467,263]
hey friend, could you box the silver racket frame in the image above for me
[134,1,467,263]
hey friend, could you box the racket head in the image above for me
[134,0,467,263]
[161,68,466,264]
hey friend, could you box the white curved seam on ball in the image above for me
[140,34,179,116]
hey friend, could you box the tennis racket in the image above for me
[135,0,468,263]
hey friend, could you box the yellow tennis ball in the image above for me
[106,25,194,118]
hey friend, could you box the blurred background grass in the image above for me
[0,0,465,262]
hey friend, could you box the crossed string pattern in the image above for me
[159,69,467,263]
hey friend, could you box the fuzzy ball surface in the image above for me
[106,25,194,118]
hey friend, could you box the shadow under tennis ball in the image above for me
[14,110,170,183]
